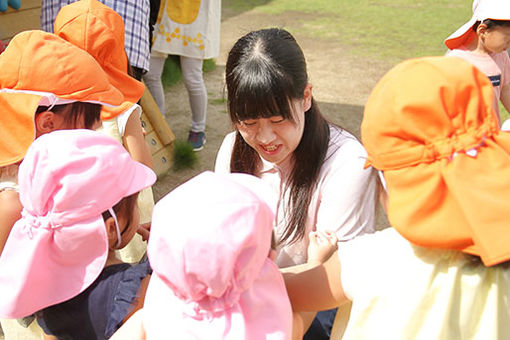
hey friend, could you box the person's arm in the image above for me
[500,83,510,116]
[123,112,154,169]
[0,190,22,254]
[281,251,347,312]
[123,274,151,323]
[111,309,146,340]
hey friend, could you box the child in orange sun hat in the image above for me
[54,0,156,264]
[282,56,510,339]
[0,29,123,339]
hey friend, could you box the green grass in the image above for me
[500,103,510,122]
[226,0,472,62]
[172,139,198,170]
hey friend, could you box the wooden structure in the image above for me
[1,3,175,177]
[0,0,40,41]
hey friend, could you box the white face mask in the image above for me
[378,170,387,193]
[108,208,122,248]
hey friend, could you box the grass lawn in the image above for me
[162,0,508,120]
[223,0,510,120]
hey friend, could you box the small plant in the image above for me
[173,139,198,170]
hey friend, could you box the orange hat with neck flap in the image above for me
[362,56,509,266]
[54,0,145,120]
[0,30,123,167]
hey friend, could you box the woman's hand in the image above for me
[307,231,338,264]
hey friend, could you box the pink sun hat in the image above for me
[0,129,156,318]
[143,171,292,340]
[444,0,510,49]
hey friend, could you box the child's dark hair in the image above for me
[225,28,331,245]
[35,102,101,129]
[473,19,510,31]
[101,193,139,237]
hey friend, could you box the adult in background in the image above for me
[41,0,151,80]
[143,0,221,151]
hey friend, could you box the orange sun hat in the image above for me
[54,0,145,120]
[0,30,123,167]
[362,56,510,266]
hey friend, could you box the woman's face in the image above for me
[235,85,312,165]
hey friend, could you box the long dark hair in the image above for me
[225,28,331,245]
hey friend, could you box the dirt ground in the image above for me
[153,7,393,223]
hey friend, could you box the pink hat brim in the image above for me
[143,260,293,340]
[0,214,108,318]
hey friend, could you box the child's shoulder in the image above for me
[0,187,21,220]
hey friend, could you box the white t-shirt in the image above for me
[215,126,378,267]
[338,228,510,339]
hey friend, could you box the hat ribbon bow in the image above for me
[21,209,61,238]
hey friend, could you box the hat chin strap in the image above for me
[108,208,122,248]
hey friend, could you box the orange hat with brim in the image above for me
[54,0,145,120]
[0,30,123,167]
[361,56,509,266]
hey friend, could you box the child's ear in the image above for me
[34,111,56,137]
[303,83,313,112]
[476,23,489,37]
[104,217,119,249]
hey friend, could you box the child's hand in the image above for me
[307,230,338,264]
[137,222,151,241]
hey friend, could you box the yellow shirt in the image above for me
[337,228,510,339]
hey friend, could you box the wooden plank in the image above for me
[152,144,173,177]
[140,112,154,134]
[139,84,175,146]
[0,7,41,41]
[145,130,164,155]
[0,0,40,11]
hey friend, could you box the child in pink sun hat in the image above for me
[144,171,293,339]
[110,171,294,339]
[0,129,156,339]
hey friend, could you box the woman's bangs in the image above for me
[230,79,296,123]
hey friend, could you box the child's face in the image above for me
[116,205,141,249]
[481,25,510,54]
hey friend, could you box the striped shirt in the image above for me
[41,0,150,72]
